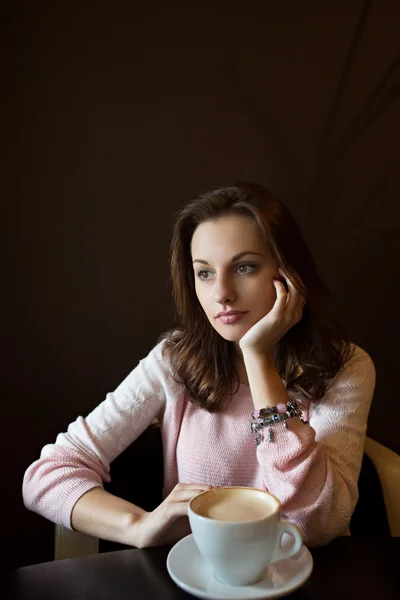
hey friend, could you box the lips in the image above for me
[216,311,248,324]
[216,311,247,318]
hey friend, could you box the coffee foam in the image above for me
[191,487,277,522]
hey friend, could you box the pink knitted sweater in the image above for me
[23,341,375,547]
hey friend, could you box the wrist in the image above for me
[239,340,274,356]
[242,349,276,371]
[241,351,287,410]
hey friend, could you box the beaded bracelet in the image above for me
[250,401,309,445]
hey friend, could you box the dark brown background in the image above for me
[2,0,399,573]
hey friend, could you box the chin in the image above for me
[218,333,241,343]
[214,325,249,343]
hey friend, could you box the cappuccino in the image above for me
[191,487,276,522]
[188,486,303,586]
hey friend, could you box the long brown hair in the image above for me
[159,182,352,411]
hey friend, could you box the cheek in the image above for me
[265,283,277,302]
[254,280,276,311]
[194,285,209,313]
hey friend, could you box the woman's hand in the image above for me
[239,268,305,356]
[129,483,213,548]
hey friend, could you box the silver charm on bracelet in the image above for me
[250,401,307,444]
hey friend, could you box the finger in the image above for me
[135,486,213,548]
[272,278,289,313]
[166,500,193,518]
[278,268,304,309]
[174,483,213,492]
[169,489,209,503]
[160,490,207,527]
[151,493,199,528]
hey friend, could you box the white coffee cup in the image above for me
[188,486,303,586]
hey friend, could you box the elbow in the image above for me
[22,465,39,512]
[291,489,356,548]
[299,504,354,548]
[303,525,349,548]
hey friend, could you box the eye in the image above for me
[236,263,257,275]
[197,270,213,281]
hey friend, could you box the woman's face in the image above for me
[191,214,279,344]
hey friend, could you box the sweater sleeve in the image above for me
[22,340,171,529]
[256,345,375,547]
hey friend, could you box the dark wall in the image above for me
[2,0,399,572]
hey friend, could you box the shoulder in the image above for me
[135,338,173,378]
[339,343,376,386]
[324,343,376,403]
[134,337,186,399]
[110,338,176,396]
[309,344,376,429]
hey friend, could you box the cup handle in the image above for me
[269,520,303,564]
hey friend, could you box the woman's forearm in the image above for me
[242,351,289,409]
[71,487,146,546]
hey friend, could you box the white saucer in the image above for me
[166,533,313,600]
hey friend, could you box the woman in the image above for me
[23,182,375,548]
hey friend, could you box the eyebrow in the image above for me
[192,251,263,265]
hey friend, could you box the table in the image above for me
[7,537,400,600]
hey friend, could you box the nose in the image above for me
[213,274,237,306]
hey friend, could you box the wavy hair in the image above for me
[159,182,352,411]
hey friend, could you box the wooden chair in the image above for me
[350,437,400,537]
